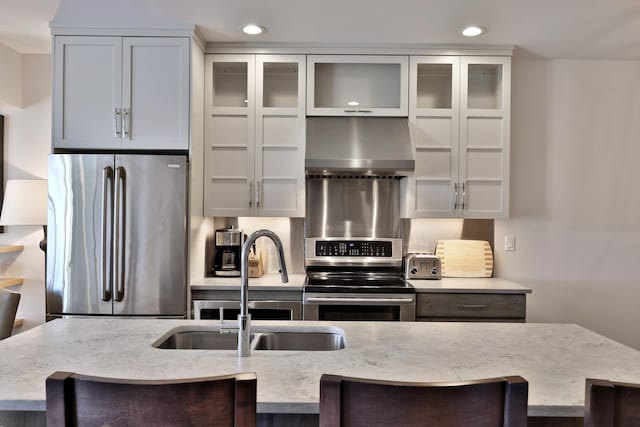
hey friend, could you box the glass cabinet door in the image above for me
[460,57,511,219]
[211,61,249,108]
[407,56,460,218]
[261,61,299,108]
[307,55,409,116]
[204,54,255,217]
[255,55,306,217]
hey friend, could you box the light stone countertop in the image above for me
[191,274,531,294]
[409,277,532,294]
[191,273,306,290]
[1,319,639,417]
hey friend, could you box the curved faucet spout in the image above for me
[238,229,289,357]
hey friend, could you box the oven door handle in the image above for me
[305,297,415,304]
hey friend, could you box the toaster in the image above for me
[404,253,441,280]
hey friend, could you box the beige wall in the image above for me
[0,43,23,108]
[496,58,640,350]
[0,49,51,332]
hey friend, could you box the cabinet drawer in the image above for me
[416,293,525,319]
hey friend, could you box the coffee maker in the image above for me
[213,227,243,276]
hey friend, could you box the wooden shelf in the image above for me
[13,319,23,328]
[0,278,23,289]
[0,245,24,254]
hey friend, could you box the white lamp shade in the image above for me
[0,179,48,226]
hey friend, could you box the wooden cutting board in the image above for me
[435,240,493,277]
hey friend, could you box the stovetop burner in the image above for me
[305,271,415,294]
[304,237,413,294]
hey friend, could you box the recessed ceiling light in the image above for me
[243,24,265,35]
[462,26,485,37]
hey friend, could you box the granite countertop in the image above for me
[409,277,532,294]
[1,319,639,417]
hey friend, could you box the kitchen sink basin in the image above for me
[251,332,345,351]
[153,325,346,351]
[154,330,249,350]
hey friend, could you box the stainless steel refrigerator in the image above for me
[46,154,188,318]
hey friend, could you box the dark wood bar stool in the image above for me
[320,374,528,427]
[585,378,640,427]
[46,371,257,427]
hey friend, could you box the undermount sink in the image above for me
[251,331,345,351]
[154,330,248,350]
[152,325,346,351]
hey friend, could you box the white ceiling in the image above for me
[2,0,640,59]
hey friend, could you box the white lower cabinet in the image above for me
[204,54,306,217]
[405,55,511,219]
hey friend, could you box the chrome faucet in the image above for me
[238,229,289,357]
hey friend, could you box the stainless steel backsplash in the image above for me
[305,176,401,238]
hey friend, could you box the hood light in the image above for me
[462,26,485,37]
[347,101,360,106]
[243,24,265,35]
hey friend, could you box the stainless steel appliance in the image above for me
[194,300,301,321]
[303,117,415,321]
[303,238,415,321]
[212,227,243,276]
[46,154,188,318]
[305,117,415,175]
[404,253,441,280]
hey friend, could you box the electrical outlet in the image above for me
[504,235,516,252]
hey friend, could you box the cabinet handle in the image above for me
[256,180,261,208]
[457,304,489,311]
[123,108,130,140]
[461,181,466,210]
[453,183,459,210]
[114,108,122,138]
[357,109,372,113]
[248,182,252,208]
[343,109,357,113]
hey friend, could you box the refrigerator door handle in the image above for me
[113,166,126,302]
[101,166,113,301]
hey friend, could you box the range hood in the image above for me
[305,117,415,176]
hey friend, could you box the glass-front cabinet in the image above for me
[306,55,409,116]
[460,57,510,218]
[405,55,510,219]
[204,54,306,217]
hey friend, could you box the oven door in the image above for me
[303,293,415,321]
[194,300,302,321]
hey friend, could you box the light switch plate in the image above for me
[504,235,516,252]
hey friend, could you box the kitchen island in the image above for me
[2,318,640,426]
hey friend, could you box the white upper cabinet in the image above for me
[406,55,510,219]
[205,54,255,217]
[53,36,190,151]
[204,54,306,217]
[306,55,409,116]
[460,56,510,218]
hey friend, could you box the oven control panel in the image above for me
[305,238,403,267]
[315,241,392,257]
